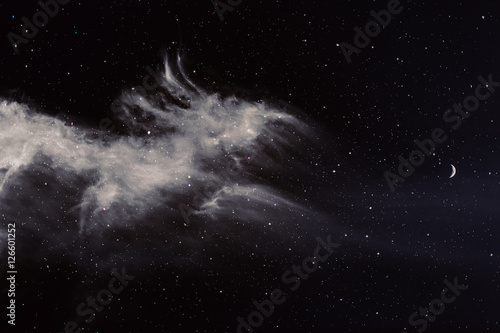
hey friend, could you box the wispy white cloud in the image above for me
[0,56,318,241]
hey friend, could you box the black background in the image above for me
[1,1,500,332]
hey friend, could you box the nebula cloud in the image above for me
[0,55,334,268]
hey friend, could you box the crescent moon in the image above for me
[449,164,456,178]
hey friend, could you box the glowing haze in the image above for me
[0,55,331,267]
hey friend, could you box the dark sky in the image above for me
[2,1,500,172]
[1,1,500,333]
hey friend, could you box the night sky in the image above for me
[1,1,499,332]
